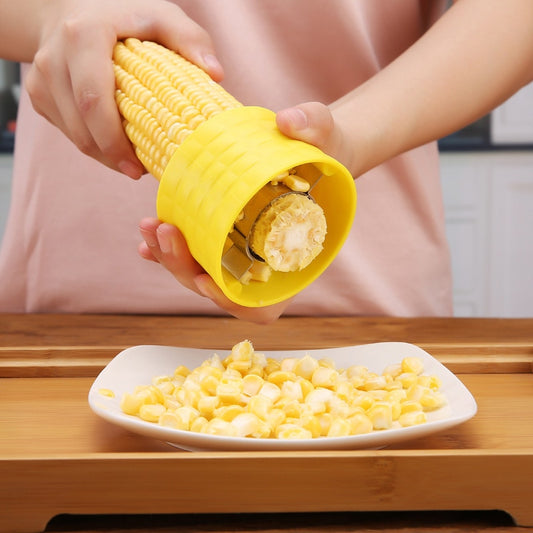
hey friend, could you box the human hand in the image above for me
[24,0,223,179]
[275,102,356,176]
[138,218,290,324]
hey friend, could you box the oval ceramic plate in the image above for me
[88,342,477,451]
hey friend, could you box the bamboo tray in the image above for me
[1,315,532,533]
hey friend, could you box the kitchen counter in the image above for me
[1,314,532,533]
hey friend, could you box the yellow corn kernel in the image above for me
[293,354,319,380]
[317,413,334,436]
[429,375,443,391]
[248,395,274,420]
[265,358,281,375]
[159,410,181,429]
[396,372,419,389]
[298,414,322,438]
[328,396,351,418]
[401,356,424,375]
[258,381,282,403]
[197,395,220,418]
[334,381,354,402]
[173,406,200,430]
[264,408,286,432]
[230,339,254,362]
[347,412,373,435]
[382,363,402,379]
[216,382,242,404]
[227,360,253,374]
[318,357,336,369]
[202,353,225,371]
[280,380,304,402]
[120,392,144,415]
[214,404,246,422]
[327,417,352,438]
[360,373,388,391]
[406,383,426,402]
[241,373,265,397]
[390,401,402,421]
[190,416,209,434]
[200,374,220,396]
[164,397,182,411]
[281,399,304,419]
[98,388,115,398]
[400,400,423,414]
[311,366,338,388]
[282,174,310,192]
[398,410,427,427]
[174,387,201,409]
[305,388,333,415]
[419,389,447,411]
[247,261,272,283]
[367,402,393,430]
[231,412,270,438]
[280,357,298,373]
[297,377,315,400]
[151,374,172,385]
[276,424,313,440]
[350,393,375,411]
[267,370,297,387]
[173,365,191,379]
[139,403,166,423]
[386,389,407,404]
[204,418,238,437]
[155,380,175,396]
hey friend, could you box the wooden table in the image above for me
[1,314,532,533]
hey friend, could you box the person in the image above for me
[0,0,532,323]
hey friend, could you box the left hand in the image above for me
[138,218,289,324]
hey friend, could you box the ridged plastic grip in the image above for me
[157,106,356,307]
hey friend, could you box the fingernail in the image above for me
[283,107,308,130]
[118,160,143,180]
[139,228,158,249]
[202,53,222,74]
[194,275,213,299]
[157,228,172,254]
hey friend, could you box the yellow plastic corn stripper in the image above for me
[157,106,356,307]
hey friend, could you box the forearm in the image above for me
[0,0,55,61]
[334,0,533,177]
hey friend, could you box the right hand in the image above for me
[25,0,223,179]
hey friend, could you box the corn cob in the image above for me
[113,38,327,278]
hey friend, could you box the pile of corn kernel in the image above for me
[120,340,447,439]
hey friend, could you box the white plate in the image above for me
[88,342,477,451]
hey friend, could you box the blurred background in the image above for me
[1,59,532,317]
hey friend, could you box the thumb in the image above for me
[275,102,334,150]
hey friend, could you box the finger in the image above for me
[275,102,335,150]
[139,219,206,295]
[139,217,164,261]
[115,2,224,81]
[26,45,97,154]
[64,19,143,179]
[155,223,206,295]
[138,241,159,263]
[24,62,65,131]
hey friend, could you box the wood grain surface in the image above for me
[1,314,532,533]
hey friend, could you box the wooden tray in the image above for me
[1,315,532,533]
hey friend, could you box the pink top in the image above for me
[0,0,452,316]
